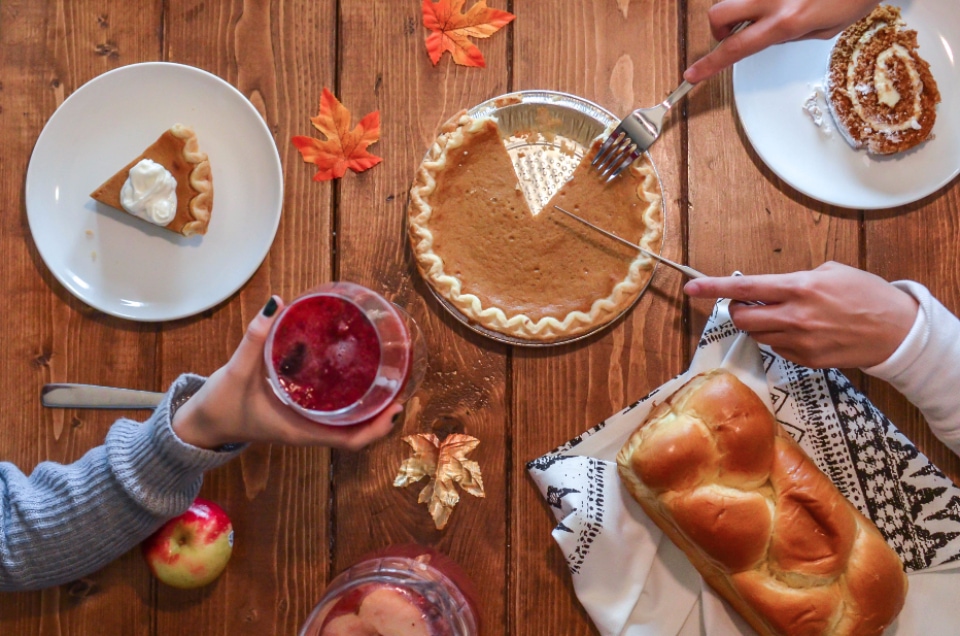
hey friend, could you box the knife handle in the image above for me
[41,383,165,409]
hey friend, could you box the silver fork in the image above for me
[592,21,750,181]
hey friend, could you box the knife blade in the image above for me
[552,204,766,306]
[552,205,706,279]
[41,383,165,409]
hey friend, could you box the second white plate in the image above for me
[25,62,283,321]
[733,0,959,209]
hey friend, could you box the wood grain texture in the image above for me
[333,1,510,633]
[685,0,859,348]
[0,1,958,635]
[0,1,160,634]
[154,1,336,635]
[511,1,684,634]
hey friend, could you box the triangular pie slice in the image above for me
[408,113,663,342]
[91,124,213,236]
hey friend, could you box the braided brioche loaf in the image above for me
[616,369,908,636]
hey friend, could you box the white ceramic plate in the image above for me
[25,62,283,321]
[732,0,959,209]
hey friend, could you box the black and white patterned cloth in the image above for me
[527,300,960,635]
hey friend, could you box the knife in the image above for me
[552,204,766,306]
[41,383,165,409]
[552,205,706,279]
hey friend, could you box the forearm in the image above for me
[0,374,243,591]
[862,282,960,454]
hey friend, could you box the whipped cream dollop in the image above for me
[802,84,832,135]
[120,159,177,226]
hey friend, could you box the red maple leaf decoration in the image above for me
[292,88,382,181]
[422,0,515,68]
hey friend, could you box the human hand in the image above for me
[172,297,403,451]
[683,262,918,369]
[683,0,879,84]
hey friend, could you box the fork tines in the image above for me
[591,128,640,182]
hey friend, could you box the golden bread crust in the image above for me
[616,369,908,636]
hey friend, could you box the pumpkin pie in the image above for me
[91,124,213,236]
[408,113,663,342]
[826,5,940,155]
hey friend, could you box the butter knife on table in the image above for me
[41,383,164,409]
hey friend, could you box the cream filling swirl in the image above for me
[847,24,923,133]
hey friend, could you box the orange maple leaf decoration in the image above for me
[422,0,515,68]
[292,88,382,181]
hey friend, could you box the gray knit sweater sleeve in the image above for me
[0,374,245,591]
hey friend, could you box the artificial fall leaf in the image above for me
[394,433,484,530]
[422,0,515,68]
[291,87,382,181]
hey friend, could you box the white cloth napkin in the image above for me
[527,299,960,636]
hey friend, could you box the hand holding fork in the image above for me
[592,22,750,181]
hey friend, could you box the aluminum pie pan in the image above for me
[414,90,666,348]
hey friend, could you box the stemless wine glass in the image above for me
[264,281,427,426]
[299,545,479,636]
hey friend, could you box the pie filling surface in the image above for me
[91,124,213,236]
[409,113,663,341]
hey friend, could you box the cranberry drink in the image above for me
[270,295,381,412]
[299,546,478,636]
[265,282,417,425]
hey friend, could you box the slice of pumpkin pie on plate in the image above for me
[91,124,213,236]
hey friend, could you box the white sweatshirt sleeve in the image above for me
[862,281,960,455]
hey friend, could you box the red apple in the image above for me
[141,497,234,589]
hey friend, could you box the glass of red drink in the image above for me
[264,281,426,426]
[299,544,479,636]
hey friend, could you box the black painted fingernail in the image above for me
[391,412,403,425]
[262,297,278,317]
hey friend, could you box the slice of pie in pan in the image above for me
[91,124,213,236]
[408,113,663,343]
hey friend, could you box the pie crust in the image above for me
[90,124,213,236]
[409,113,663,342]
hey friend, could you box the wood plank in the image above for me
[510,0,685,633]
[684,1,860,346]
[0,1,161,633]
[865,188,960,483]
[334,0,511,633]
[154,1,337,635]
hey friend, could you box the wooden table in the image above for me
[1,1,957,634]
